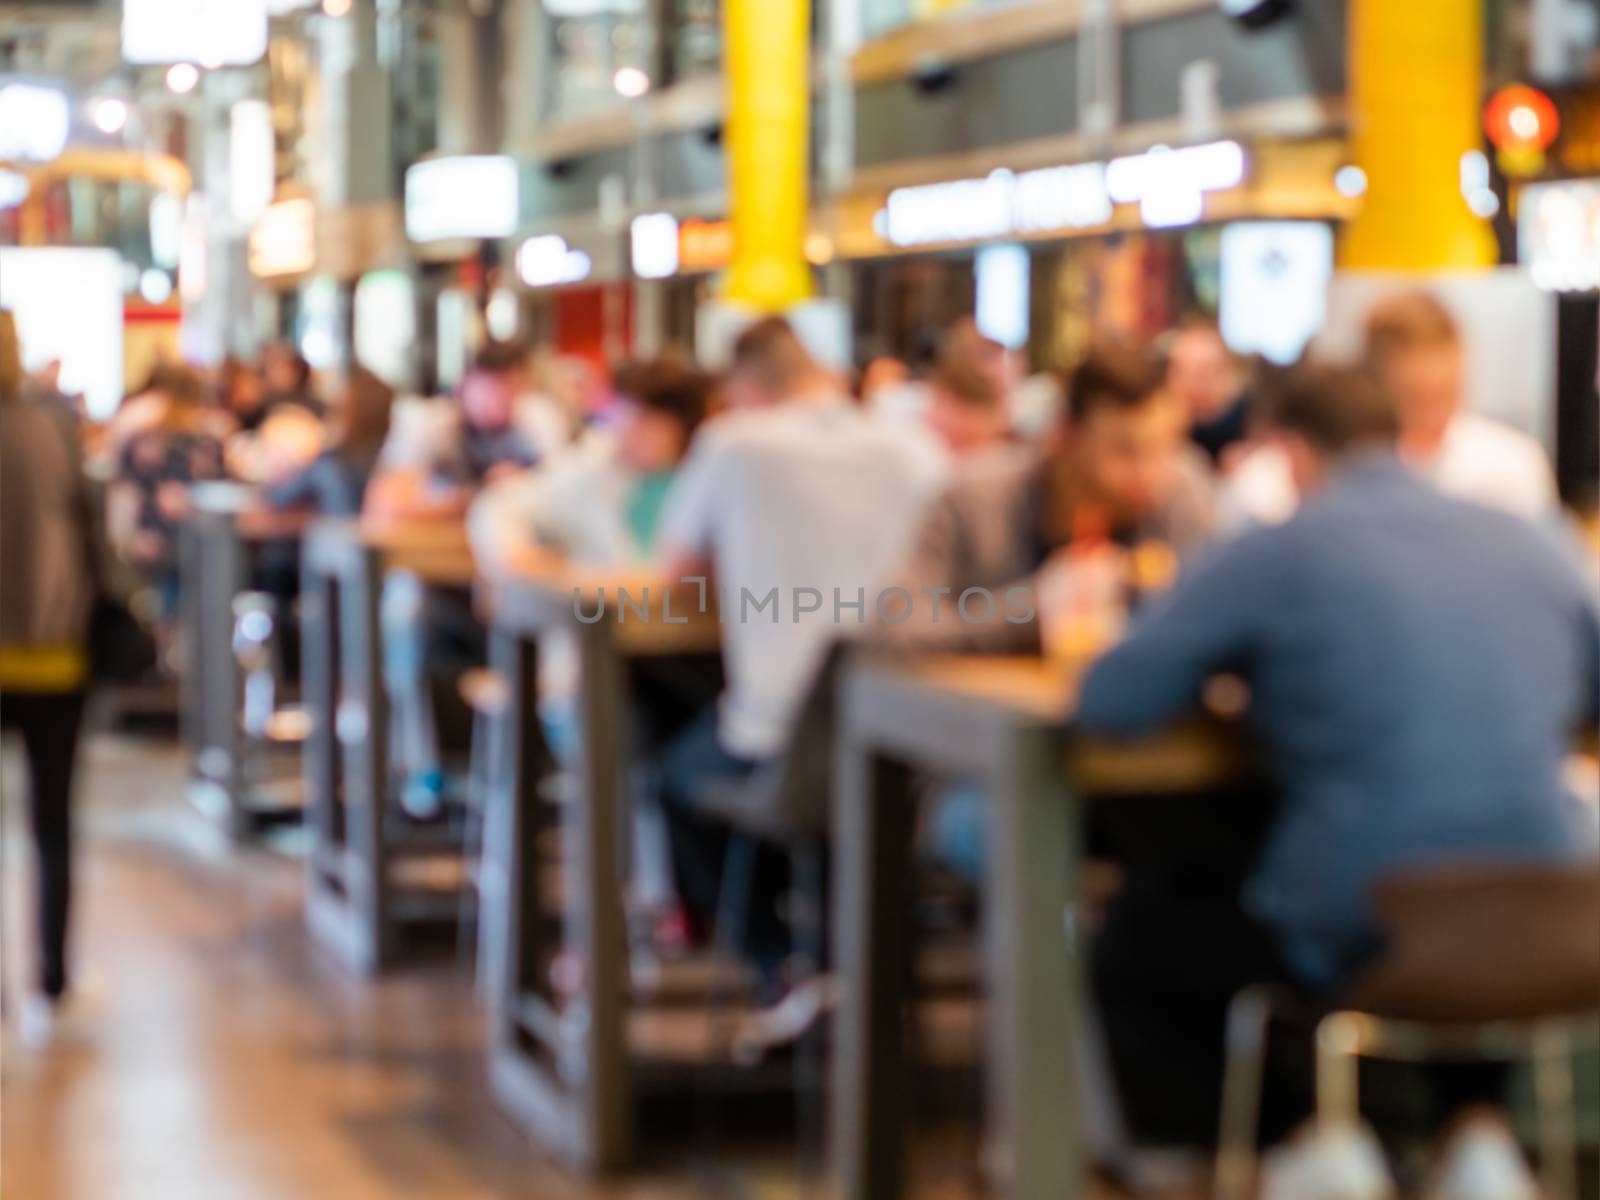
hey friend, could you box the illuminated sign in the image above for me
[678,219,736,272]
[179,192,210,303]
[1519,178,1600,293]
[230,100,275,226]
[631,212,680,279]
[404,156,518,243]
[355,270,417,390]
[122,0,269,66]
[975,244,1030,350]
[0,247,125,420]
[1104,140,1246,228]
[1219,221,1333,365]
[878,162,1111,248]
[248,198,316,277]
[0,84,70,163]
[0,169,29,210]
[516,234,592,287]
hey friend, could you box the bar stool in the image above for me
[1217,863,1600,1200]
[457,666,511,987]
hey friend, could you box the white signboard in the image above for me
[354,270,416,389]
[122,0,268,66]
[1519,178,1600,293]
[404,156,518,243]
[0,247,125,420]
[1220,222,1334,365]
[879,163,1111,248]
[248,199,316,278]
[1105,140,1246,228]
[516,235,592,287]
[975,244,1031,349]
[0,84,70,163]
[230,100,275,226]
[631,212,679,279]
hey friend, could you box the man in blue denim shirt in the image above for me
[1077,364,1600,1145]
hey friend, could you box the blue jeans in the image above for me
[654,707,796,979]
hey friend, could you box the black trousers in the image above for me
[1090,790,1507,1148]
[2,690,85,999]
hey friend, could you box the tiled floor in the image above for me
[1,730,1149,1200]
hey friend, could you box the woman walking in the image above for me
[0,310,95,1044]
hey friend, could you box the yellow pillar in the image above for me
[721,0,813,311]
[1340,0,1496,271]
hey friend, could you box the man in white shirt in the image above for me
[1365,290,1558,522]
[652,316,947,979]
[1221,292,1560,532]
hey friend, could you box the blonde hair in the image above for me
[1364,291,1460,373]
[0,309,20,405]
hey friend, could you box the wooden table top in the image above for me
[301,517,477,586]
[489,567,721,656]
[850,653,1258,794]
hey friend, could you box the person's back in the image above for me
[1079,366,1598,986]
[1077,364,1598,1155]
[1233,457,1591,978]
[662,400,946,757]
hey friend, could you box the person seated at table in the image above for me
[365,342,572,818]
[1077,364,1599,1183]
[264,365,395,519]
[258,341,324,421]
[107,364,231,621]
[923,355,1012,458]
[365,340,567,523]
[1368,290,1557,522]
[1166,316,1253,469]
[878,341,1215,657]
[469,356,709,575]
[652,316,947,995]
[470,357,716,935]
[1225,293,1561,533]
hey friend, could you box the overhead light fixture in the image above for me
[0,170,30,210]
[516,235,592,287]
[166,63,201,94]
[123,0,268,67]
[631,212,679,279]
[1219,0,1295,30]
[139,268,175,305]
[1333,165,1368,198]
[0,84,71,163]
[613,67,650,99]
[322,0,351,15]
[93,96,130,135]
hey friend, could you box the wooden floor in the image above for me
[2,730,1120,1200]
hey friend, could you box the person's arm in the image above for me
[467,468,562,579]
[871,488,1037,653]
[361,466,473,523]
[653,428,725,584]
[1076,529,1283,735]
[263,456,323,511]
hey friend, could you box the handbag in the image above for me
[87,590,157,684]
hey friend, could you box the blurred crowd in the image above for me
[2,293,1597,1195]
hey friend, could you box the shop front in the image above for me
[832,136,1354,370]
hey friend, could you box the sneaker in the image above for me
[731,974,837,1065]
[1424,1112,1544,1200]
[1261,1121,1398,1200]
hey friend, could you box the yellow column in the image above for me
[1340,0,1496,271]
[721,0,813,310]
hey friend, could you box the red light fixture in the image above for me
[1484,84,1560,176]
